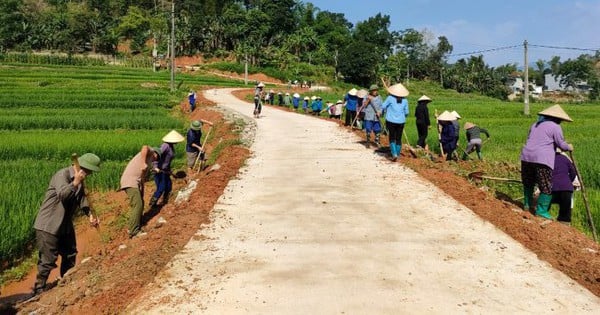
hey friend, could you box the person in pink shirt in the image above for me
[120,145,161,238]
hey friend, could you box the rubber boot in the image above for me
[365,134,371,148]
[535,193,553,220]
[461,152,468,160]
[523,186,534,212]
[390,142,398,161]
[161,193,170,206]
[477,151,483,160]
[149,196,158,208]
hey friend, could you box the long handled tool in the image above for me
[194,125,213,173]
[468,171,521,183]
[71,153,99,229]
[402,130,418,158]
[434,109,446,159]
[568,151,598,241]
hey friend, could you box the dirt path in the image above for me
[127,89,600,314]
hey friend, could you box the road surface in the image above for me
[127,88,600,314]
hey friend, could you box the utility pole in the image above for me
[244,52,248,85]
[523,40,530,115]
[170,0,175,92]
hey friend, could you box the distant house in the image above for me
[506,77,542,98]
[544,74,590,93]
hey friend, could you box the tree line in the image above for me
[1,0,598,100]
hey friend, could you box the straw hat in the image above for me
[269,89,274,93]
[78,153,101,172]
[369,84,379,91]
[437,111,455,121]
[285,92,290,96]
[418,95,432,102]
[162,130,185,143]
[387,83,409,97]
[539,104,573,122]
[304,96,310,100]
[450,110,461,119]
[336,100,343,104]
[257,82,265,87]
[311,96,317,100]
[190,120,202,131]
[293,93,300,98]
[464,122,475,130]
[357,89,368,98]
[348,88,358,96]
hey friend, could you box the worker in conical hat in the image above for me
[343,88,360,127]
[415,95,432,149]
[381,82,409,161]
[520,104,573,219]
[462,122,490,160]
[150,130,184,208]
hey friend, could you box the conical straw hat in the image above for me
[293,93,300,98]
[387,83,409,97]
[357,89,368,98]
[162,130,185,143]
[450,110,461,119]
[418,95,432,102]
[348,88,358,96]
[464,122,475,130]
[538,104,573,122]
[437,111,456,121]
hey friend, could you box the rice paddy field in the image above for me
[0,62,241,265]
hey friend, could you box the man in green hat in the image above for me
[32,153,101,295]
[120,146,162,238]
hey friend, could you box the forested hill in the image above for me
[1,0,598,99]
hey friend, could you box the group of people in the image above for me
[32,118,213,296]
[256,81,578,224]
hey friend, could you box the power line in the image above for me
[529,44,599,52]
[448,45,520,57]
[449,43,599,58]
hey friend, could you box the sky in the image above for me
[307,0,600,67]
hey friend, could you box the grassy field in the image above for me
[0,63,243,266]
[267,81,600,238]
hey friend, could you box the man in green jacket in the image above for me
[32,153,101,295]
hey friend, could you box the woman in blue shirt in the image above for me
[381,83,410,161]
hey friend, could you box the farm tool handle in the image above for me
[195,125,213,173]
[468,171,521,183]
[434,109,446,158]
[71,153,99,229]
[568,151,598,241]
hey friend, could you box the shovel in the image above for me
[468,171,521,183]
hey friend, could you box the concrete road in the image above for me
[128,89,600,314]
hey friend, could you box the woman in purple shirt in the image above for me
[520,105,573,219]
[551,150,577,224]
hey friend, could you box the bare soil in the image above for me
[2,88,599,314]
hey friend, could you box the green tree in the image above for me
[0,0,27,50]
[557,55,594,90]
[338,40,379,86]
[116,6,150,53]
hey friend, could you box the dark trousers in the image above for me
[345,110,357,127]
[35,229,77,288]
[521,161,553,195]
[416,123,428,148]
[386,121,405,145]
[153,172,172,200]
[552,190,573,222]
[254,98,262,114]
